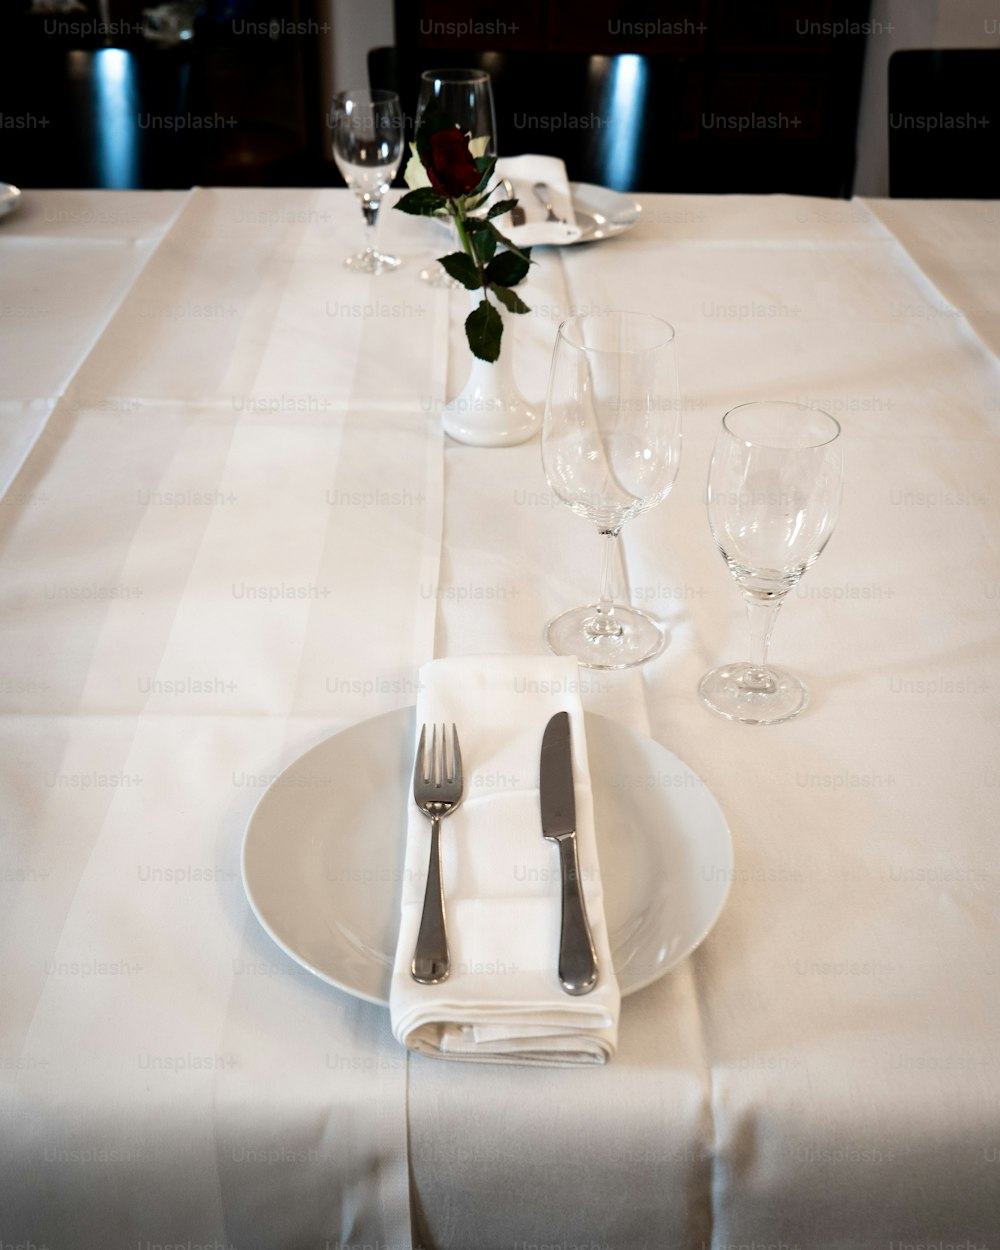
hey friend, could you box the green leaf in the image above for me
[395,187,447,216]
[473,227,497,264]
[485,249,531,288]
[485,223,532,264]
[438,251,482,290]
[465,297,503,362]
[486,199,517,221]
[490,284,531,315]
[469,154,497,197]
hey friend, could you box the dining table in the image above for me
[1,179,998,1249]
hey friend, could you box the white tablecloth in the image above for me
[1,187,998,1249]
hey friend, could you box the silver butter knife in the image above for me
[539,711,598,995]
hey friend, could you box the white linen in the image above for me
[2,188,1000,1249]
[410,193,1000,1248]
[495,154,582,245]
[390,655,620,1065]
[0,188,446,1250]
[0,189,186,490]
[865,198,1000,357]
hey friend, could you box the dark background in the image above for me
[0,0,995,195]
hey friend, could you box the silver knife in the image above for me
[539,711,598,995]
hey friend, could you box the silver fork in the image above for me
[411,723,464,985]
[502,178,526,227]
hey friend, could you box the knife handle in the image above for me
[556,836,598,995]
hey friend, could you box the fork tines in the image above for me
[415,722,461,788]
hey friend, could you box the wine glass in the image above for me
[699,401,843,725]
[414,68,496,287]
[330,89,404,275]
[542,311,682,669]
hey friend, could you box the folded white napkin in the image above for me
[389,655,620,1065]
[495,155,582,246]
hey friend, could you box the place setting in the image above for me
[240,382,844,1063]
[246,74,847,1060]
[241,656,735,1066]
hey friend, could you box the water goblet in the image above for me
[541,311,682,669]
[699,401,843,724]
[331,88,404,275]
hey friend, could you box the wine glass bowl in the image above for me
[414,69,496,287]
[542,311,682,668]
[699,401,843,724]
[331,89,404,275]
[416,68,496,154]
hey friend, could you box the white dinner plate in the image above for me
[568,182,642,244]
[0,183,22,218]
[241,708,732,1006]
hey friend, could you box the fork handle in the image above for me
[412,814,449,984]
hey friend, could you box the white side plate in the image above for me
[242,708,733,1006]
[568,182,642,244]
[0,184,22,218]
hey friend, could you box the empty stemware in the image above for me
[541,311,682,668]
[331,88,404,275]
[699,401,843,724]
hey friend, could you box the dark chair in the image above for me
[367,47,681,193]
[0,3,324,190]
[888,50,1000,198]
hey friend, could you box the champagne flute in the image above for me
[414,68,496,287]
[542,311,682,669]
[331,88,403,275]
[699,401,843,724]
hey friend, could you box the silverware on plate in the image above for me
[539,711,598,994]
[411,723,464,985]
[502,178,526,226]
[532,181,564,223]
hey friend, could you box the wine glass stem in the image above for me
[361,195,381,252]
[589,529,624,639]
[744,593,783,687]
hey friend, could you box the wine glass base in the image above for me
[545,604,666,670]
[420,264,462,289]
[698,663,808,725]
[344,249,401,276]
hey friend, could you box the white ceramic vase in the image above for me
[442,292,538,447]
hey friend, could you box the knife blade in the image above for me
[539,711,598,995]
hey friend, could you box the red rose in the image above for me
[426,128,482,199]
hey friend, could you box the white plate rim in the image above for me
[566,181,642,245]
[0,184,22,218]
[241,707,732,1007]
